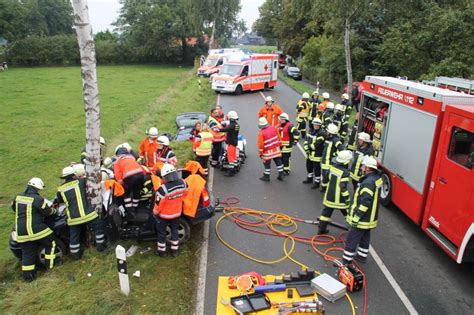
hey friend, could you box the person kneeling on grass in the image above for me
[153,164,189,257]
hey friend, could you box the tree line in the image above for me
[253,0,474,89]
[0,0,244,66]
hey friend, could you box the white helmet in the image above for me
[100,137,105,146]
[363,156,378,170]
[265,96,273,103]
[341,93,349,100]
[259,117,269,127]
[161,163,176,177]
[72,163,85,177]
[28,177,45,190]
[312,118,322,125]
[158,135,170,146]
[228,111,238,120]
[336,150,353,164]
[326,102,335,110]
[335,104,344,112]
[326,123,339,135]
[115,144,125,154]
[61,166,75,178]
[123,143,132,152]
[358,132,372,143]
[312,90,319,96]
[302,92,310,99]
[103,157,113,169]
[148,127,159,138]
[279,113,289,121]
[322,92,330,99]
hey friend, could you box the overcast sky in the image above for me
[88,0,265,33]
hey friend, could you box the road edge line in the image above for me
[260,88,418,315]
[194,93,219,315]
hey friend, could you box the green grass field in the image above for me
[0,65,215,313]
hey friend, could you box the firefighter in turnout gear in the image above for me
[56,166,106,260]
[153,164,189,257]
[12,178,57,282]
[322,102,335,128]
[347,120,358,151]
[341,93,353,121]
[258,117,285,181]
[208,108,226,166]
[319,92,331,113]
[296,92,311,139]
[350,132,375,189]
[80,136,106,164]
[139,127,159,168]
[333,104,349,141]
[309,90,321,123]
[278,113,300,175]
[321,124,343,191]
[258,96,283,127]
[303,118,326,188]
[318,150,353,234]
[342,156,383,265]
[155,136,178,168]
[114,144,145,212]
[219,111,240,177]
[193,123,213,176]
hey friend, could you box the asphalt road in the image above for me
[203,80,474,315]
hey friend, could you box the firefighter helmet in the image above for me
[148,127,159,138]
[322,92,330,99]
[161,163,176,177]
[341,93,349,100]
[312,118,322,125]
[326,102,335,110]
[103,157,113,169]
[327,123,339,135]
[279,113,289,121]
[302,92,310,99]
[265,96,273,103]
[363,156,378,169]
[336,150,353,164]
[61,166,75,178]
[158,136,170,146]
[335,104,344,112]
[312,90,319,96]
[28,177,45,190]
[259,117,269,128]
[358,132,372,143]
[228,111,239,120]
[73,163,85,177]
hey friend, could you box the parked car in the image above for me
[175,112,207,141]
[283,65,302,80]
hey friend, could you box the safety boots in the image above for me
[311,181,320,189]
[303,177,313,184]
[259,174,270,182]
[277,172,284,181]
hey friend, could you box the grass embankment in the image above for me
[278,70,356,125]
[0,65,215,313]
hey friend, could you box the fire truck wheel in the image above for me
[380,171,392,206]
[234,85,243,96]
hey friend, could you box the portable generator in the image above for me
[338,264,364,292]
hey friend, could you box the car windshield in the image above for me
[220,64,242,76]
[204,57,218,66]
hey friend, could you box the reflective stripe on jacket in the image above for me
[258,104,283,127]
[278,122,299,152]
[258,126,282,160]
[323,163,351,209]
[153,179,188,219]
[194,131,213,156]
[139,137,158,168]
[346,172,383,229]
[208,116,226,142]
[321,135,342,169]
[296,100,310,121]
[57,178,98,226]
[350,144,375,181]
[114,154,144,183]
[304,129,326,162]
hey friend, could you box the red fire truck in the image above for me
[359,76,474,263]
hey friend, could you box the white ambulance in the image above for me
[211,53,278,95]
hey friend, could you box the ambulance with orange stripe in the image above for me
[197,48,241,77]
[211,52,278,95]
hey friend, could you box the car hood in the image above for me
[288,67,300,72]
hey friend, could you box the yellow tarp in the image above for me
[216,275,317,314]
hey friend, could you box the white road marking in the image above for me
[259,90,418,315]
[194,100,217,315]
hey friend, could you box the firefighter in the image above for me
[208,108,226,167]
[318,150,353,234]
[258,96,283,127]
[278,112,300,175]
[12,177,57,282]
[347,120,358,151]
[303,118,326,188]
[80,136,106,164]
[153,163,189,257]
[56,166,106,260]
[193,123,213,176]
[342,156,383,265]
[155,135,178,168]
[101,157,114,180]
[322,102,335,128]
[139,127,159,168]
[321,124,343,191]
[296,92,311,139]
[333,104,349,141]
[258,117,285,181]
[309,90,321,123]
[341,93,352,121]
[114,144,145,211]
[319,92,331,113]
[219,110,240,177]
[350,132,375,189]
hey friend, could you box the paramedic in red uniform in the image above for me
[258,117,285,181]
[218,110,240,177]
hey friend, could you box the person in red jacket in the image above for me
[114,144,145,211]
[139,127,159,168]
[153,164,188,257]
[258,96,283,127]
[258,117,284,181]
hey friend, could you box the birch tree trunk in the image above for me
[209,19,217,49]
[71,0,102,214]
[344,17,353,99]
